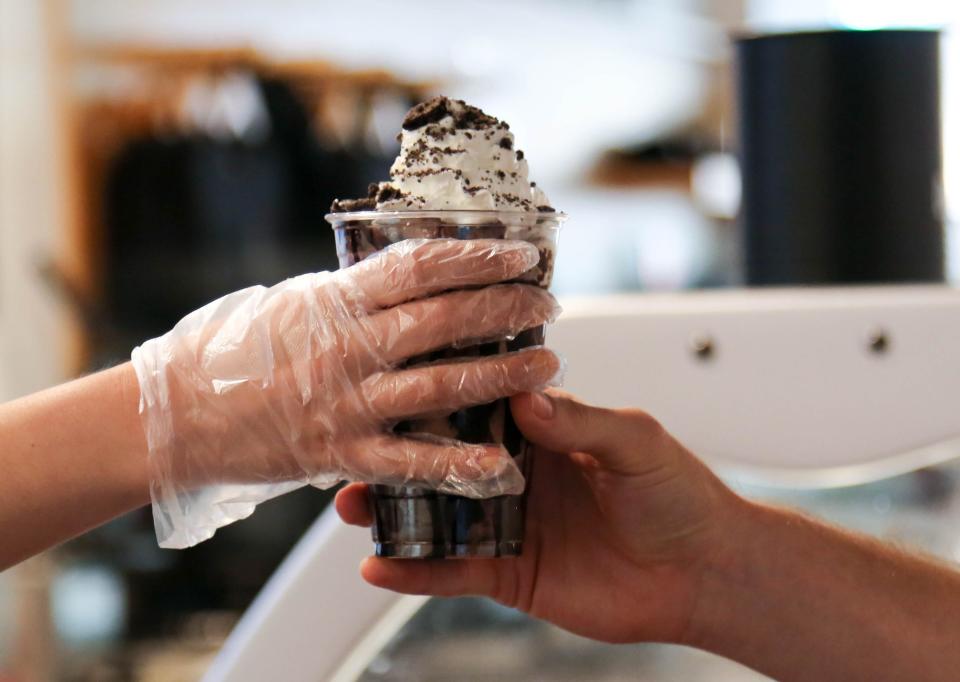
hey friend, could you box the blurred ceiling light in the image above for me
[180,70,271,142]
[691,152,740,219]
[317,89,364,150]
[828,0,946,30]
[748,0,950,31]
[634,193,715,290]
[366,93,408,154]
[52,564,126,647]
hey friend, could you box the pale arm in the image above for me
[0,239,559,565]
[0,363,148,571]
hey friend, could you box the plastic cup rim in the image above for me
[324,209,567,226]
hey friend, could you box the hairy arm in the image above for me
[687,499,960,682]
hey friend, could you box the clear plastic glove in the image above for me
[132,239,562,548]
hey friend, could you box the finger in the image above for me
[370,284,560,365]
[360,556,504,599]
[348,239,541,309]
[364,348,562,421]
[334,483,373,526]
[510,390,672,475]
[342,434,525,498]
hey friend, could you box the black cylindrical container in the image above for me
[736,30,944,285]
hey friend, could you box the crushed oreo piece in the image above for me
[402,97,450,130]
[401,96,501,132]
[516,150,524,160]
[498,137,513,150]
[330,183,379,211]
[330,196,376,212]
[537,205,556,213]
[405,139,428,164]
[448,98,498,130]
[394,168,446,179]
[425,124,447,141]
[377,185,404,203]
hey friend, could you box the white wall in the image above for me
[68,0,721,185]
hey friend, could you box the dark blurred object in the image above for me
[103,75,387,355]
[58,46,436,370]
[736,29,944,285]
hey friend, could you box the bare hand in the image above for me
[336,389,740,643]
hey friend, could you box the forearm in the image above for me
[686,499,960,682]
[0,363,149,570]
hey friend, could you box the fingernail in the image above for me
[440,454,525,498]
[545,353,566,388]
[520,347,564,387]
[504,242,540,271]
[546,298,563,323]
[530,392,554,420]
[479,454,509,473]
[478,455,525,496]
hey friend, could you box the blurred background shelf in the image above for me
[60,42,438,373]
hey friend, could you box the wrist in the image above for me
[679,494,770,650]
[105,362,151,506]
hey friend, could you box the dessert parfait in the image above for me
[327,96,563,558]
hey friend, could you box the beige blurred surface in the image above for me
[0,0,70,399]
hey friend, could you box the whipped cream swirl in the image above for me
[331,97,552,213]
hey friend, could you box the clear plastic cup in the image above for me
[325,209,564,558]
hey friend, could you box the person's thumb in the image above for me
[510,390,670,475]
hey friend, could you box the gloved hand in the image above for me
[132,239,562,548]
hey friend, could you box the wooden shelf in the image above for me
[587,153,693,191]
[72,44,440,92]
